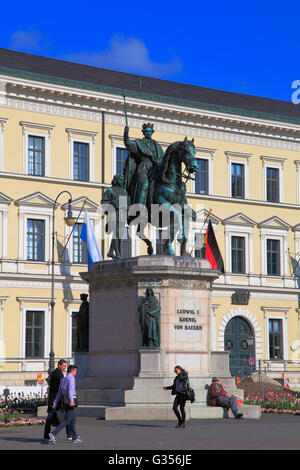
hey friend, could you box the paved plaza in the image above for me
[0,414,299,451]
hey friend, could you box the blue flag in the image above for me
[80,210,103,269]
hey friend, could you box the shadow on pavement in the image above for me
[0,437,43,443]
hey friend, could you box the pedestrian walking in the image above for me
[163,365,190,428]
[43,359,73,442]
[208,377,243,419]
[49,365,82,444]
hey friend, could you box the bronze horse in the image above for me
[125,137,198,256]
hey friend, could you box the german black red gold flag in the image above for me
[203,219,225,274]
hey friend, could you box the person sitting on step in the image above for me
[208,377,243,419]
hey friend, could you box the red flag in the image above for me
[204,220,225,274]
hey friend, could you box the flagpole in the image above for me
[123,93,128,127]
[188,208,212,256]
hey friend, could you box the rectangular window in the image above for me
[73,223,88,264]
[231,163,244,198]
[73,142,89,181]
[195,159,208,194]
[120,227,131,259]
[231,236,245,273]
[266,167,279,203]
[269,319,283,360]
[27,219,45,261]
[28,136,45,176]
[194,232,206,258]
[267,239,280,276]
[116,148,128,175]
[25,311,44,358]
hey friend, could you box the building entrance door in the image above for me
[224,316,255,378]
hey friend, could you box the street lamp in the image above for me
[48,191,75,377]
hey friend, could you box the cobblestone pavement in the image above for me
[0,414,299,451]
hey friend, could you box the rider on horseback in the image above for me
[123,123,164,206]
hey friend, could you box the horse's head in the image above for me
[179,137,198,174]
[161,138,198,184]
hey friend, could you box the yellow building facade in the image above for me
[0,48,300,380]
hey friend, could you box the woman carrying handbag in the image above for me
[163,365,195,428]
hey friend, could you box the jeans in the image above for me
[216,396,239,417]
[51,408,78,440]
[43,411,72,439]
[173,394,186,424]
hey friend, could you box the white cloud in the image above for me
[9,30,45,52]
[63,35,182,77]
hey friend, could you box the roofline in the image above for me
[1,63,300,126]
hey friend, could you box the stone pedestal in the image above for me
[78,256,260,419]
[139,349,162,377]
[80,256,218,386]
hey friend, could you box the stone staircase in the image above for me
[69,375,260,420]
[36,374,260,420]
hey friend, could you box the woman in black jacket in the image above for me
[163,365,189,428]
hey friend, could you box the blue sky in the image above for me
[1,1,299,102]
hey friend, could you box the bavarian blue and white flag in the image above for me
[80,210,103,269]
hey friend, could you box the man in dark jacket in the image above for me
[43,359,70,441]
[163,365,189,428]
[208,377,243,419]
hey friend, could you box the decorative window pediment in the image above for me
[258,216,291,230]
[61,196,100,212]
[14,192,57,209]
[222,213,256,227]
[195,208,221,224]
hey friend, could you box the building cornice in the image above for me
[1,74,300,147]
[1,66,300,129]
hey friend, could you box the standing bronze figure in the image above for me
[101,174,130,259]
[138,288,160,348]
[73,293,89,352]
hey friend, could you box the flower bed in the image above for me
[244,391,300,415]
[0,405,45,427]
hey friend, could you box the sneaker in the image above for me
[175,423,182,428]
[234,413,243,419]
[48,432,57,445]
[67,437,73,441]
[181,423,186,428]
[73,437,82,444]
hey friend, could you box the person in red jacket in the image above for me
[208,377,243,419]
